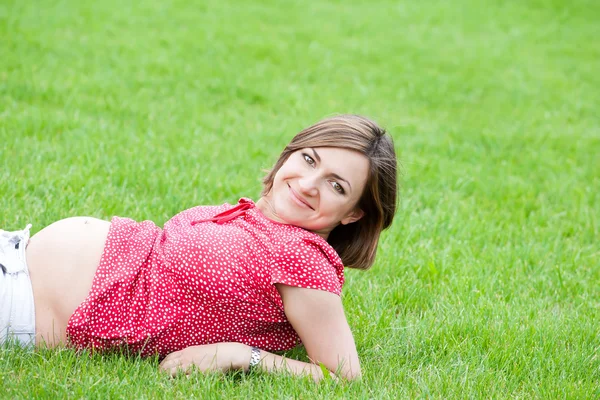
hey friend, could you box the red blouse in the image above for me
[66,198,344,357]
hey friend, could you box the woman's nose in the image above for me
[298,175,318,196]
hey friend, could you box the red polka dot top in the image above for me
[66,198,344,357]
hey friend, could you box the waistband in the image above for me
[0,224,32,275]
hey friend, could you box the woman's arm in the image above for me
[159,342,335,381]
[274,283,361,380]
[159,285,361,381]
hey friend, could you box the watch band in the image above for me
[248,346,261,371]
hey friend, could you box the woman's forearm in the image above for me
[160,342,357,381]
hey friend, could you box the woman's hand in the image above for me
[159,343,249,377]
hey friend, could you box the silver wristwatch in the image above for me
[248,346,261,370]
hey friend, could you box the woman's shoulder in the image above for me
[268,225,340,264]
[268,224,345,289]
[269,230,345,294]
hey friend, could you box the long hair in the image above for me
[262,115,398,270]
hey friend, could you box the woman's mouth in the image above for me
[288,185,314,210]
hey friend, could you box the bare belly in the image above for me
[26,217,110,347]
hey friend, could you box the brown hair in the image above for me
[262,115,398,270]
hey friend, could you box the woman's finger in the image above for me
[159,352,179,368]
[163,361,187,377]
[159,355,182,373]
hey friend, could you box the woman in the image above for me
[0,115,398,381]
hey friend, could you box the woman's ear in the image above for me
[341,208,365,225]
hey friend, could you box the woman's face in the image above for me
[260,147,370,238]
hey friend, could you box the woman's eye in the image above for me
[331,181,345,194]
[303,154,315,166]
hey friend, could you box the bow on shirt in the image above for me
[191,202,254,225]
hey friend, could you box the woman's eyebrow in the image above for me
[310,148,321,163]
[311,148,352,191]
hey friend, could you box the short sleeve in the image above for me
[270,236,344,296]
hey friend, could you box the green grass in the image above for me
[1,0,599,398]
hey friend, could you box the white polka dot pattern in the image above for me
[66,198,344,357]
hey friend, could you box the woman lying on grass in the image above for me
[0,115,398,381]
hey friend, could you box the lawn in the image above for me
[1,0,599,398]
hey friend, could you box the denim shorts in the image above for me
[0,224,36,347]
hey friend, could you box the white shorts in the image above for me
[0,224,36,347]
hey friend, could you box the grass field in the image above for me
[1,0,599,398]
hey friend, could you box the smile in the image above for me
[288,185,314,210]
